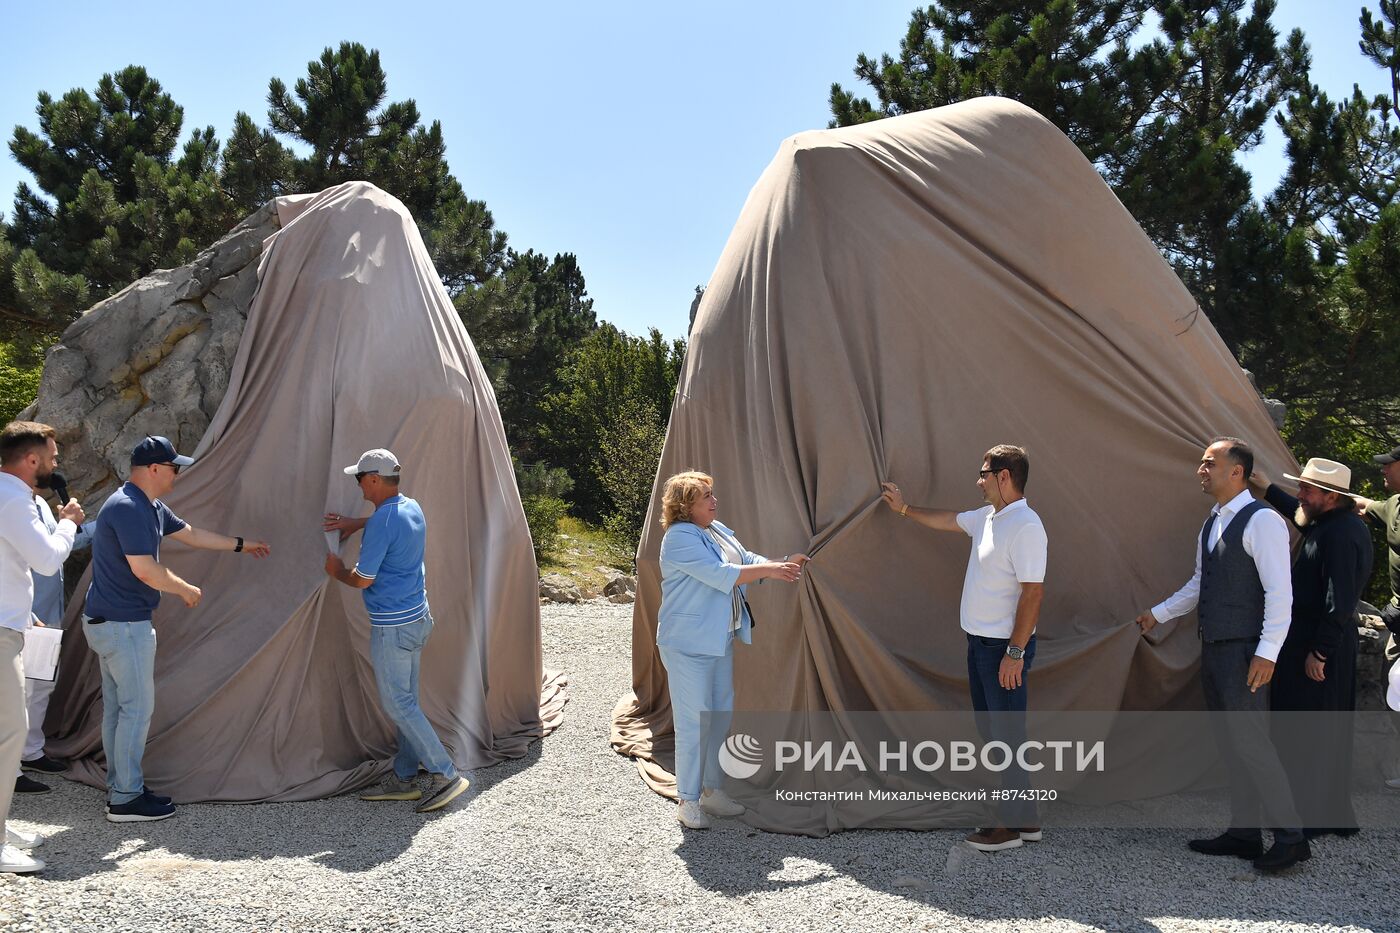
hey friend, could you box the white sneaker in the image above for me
[4,826,44,849]
[676,799,711,829]
[1386,777,1400,791]
[700,788,745,818]
[0,843,44,874]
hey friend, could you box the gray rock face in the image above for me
[21,202,281,507]
[1241,369,1287,430]
[1358,617,1394,714]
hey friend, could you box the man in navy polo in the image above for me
[85,436,270,822]
[323,448,469,814]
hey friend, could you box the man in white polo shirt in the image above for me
[0,421,84,874]
[882,444,1048,852]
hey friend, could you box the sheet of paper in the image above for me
[22,625,63,682]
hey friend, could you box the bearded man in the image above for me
[1251,458,1374,838]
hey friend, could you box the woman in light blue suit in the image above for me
[656,471,807,829]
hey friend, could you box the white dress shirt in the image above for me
[0,471,76,633]
[1151,488,1292,661]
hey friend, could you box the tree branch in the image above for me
[0,304,61,330]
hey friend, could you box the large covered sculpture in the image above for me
[611,98,1298,832]
[31,181,563,801]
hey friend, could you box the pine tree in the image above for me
[831,3,1399,433]
[3,66,237,334]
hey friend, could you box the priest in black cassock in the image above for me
[1251,458,1374,837]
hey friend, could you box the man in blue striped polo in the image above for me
[324,448,469,813]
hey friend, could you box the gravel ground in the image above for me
[1,602,1397,932]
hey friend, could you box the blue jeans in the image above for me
[369,615,456,781]
[658,641,734,801]
[83,617,156,804]
[967,633,1037,827]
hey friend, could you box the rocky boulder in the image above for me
[21,202,282,507]
[604,571,637,603]
[539,573,582,604]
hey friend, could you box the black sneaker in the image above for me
[19,755,65,774]
[414,774,470,813]
[105,792,176,823]
[103,787,173,813]
[13,775,50,795]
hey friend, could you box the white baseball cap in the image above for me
[343,448,402,476]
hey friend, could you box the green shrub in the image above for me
[521,495,569,561]
[598,397,665,555]
[0,340,45,425]
[515,458,574,500]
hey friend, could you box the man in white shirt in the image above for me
[882,444,1048,853]
[1137,436,1307,872]
[14,476,92,794]
[0,422,84,874]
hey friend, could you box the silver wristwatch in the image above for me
[1005,644,1025,661]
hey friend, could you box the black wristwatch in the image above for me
[234,536,244,553]
[1005,644,1025,661]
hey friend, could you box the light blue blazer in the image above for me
[657,520,768,657]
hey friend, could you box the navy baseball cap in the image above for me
[131,435,194,468]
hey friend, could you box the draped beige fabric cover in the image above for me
[611,98,1298,830]
[47,181,562,801]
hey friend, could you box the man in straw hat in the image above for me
[1351,443,1400,787]
[1250,457,1373,838]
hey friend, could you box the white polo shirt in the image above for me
[955,498,1048,638]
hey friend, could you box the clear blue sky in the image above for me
[0,0,1381,341]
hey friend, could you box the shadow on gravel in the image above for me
[673,820,1393,931]
[8,742,545,881]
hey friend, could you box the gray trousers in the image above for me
[1200,639,1302,843]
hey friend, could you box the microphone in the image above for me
[49,471,77,528]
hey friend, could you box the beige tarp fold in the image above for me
[611,98,1297,833]
[47,181,565,801]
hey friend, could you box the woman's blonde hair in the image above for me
[660,471,714,528]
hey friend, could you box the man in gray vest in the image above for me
[1136,437,1309,872]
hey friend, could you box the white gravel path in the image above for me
[1,602,1395,932]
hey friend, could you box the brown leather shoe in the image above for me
[965,826,1023,851]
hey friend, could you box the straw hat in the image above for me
[1282,458,1359,497]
